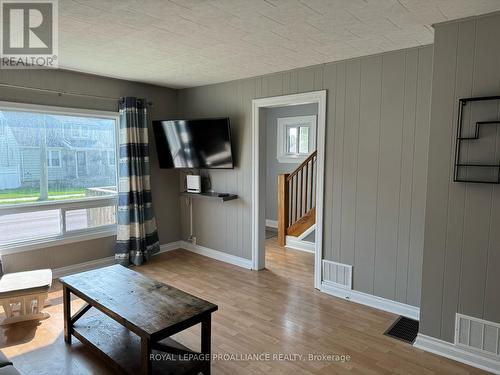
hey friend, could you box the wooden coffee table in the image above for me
[60,264,218,375]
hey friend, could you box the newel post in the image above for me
[277,174,289,246]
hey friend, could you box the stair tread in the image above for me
[287,208,316,237]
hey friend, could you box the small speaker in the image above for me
[186,175,201,193]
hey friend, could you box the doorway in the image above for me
[251,91,327,289]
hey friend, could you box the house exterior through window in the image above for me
[0,103,119,251]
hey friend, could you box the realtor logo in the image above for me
[0,0,58,68]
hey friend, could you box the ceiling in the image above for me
[58,0,500,88]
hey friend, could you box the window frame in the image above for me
[48,149,62,168]
[0,101,120,255]
[276,115,317,163]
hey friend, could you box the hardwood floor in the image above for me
[0,239,488,374]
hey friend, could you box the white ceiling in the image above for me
[58,0,500,88]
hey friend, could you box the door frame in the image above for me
[251,90,327,289]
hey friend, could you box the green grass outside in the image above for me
[0,188,86,204]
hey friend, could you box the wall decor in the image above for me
[454,95,500,184]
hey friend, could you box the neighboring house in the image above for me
[0,112,116,190]
[0,113,22,189]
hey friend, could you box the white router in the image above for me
[186,175,201,193]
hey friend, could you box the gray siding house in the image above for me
[0,111,116,190]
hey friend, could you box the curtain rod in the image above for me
[0,82,153,105]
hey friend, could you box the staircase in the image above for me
[277,150,317,246]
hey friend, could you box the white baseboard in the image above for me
[53,256,115,279]
[297,224,316,241]
[285,236,315,253]
[265,219,278,228]
[53,241,183,279]
[179,241,253,269]
[414,334,500,374]
[320,281,420,320]
[53,240,251,279]
[159,241,184,254]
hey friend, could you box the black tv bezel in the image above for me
[152,117,234,170]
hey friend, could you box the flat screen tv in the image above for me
[152,118,234,169]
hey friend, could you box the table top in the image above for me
[60,264,217,338]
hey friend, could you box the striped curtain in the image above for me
[115,97,160,266]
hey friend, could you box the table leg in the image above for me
[63,285,72,344]
[141,337,152,375]
[201,315,212,375]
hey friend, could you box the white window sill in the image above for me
[0,227,117,256]
[278,156,308,164]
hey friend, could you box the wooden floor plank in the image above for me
[0,238,488,374]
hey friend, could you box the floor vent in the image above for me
[384,316,419,344]
[322,260,352,289]
[455,313,500,357]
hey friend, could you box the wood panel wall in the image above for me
[178,45,433,307]
[420,12,500,343]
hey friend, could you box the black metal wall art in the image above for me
[454,95,500,184]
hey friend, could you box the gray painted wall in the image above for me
[264,103,318,222]
[0,69,181,272]
[420,12,500,343]
[178,45,433,306]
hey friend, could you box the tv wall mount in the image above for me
[454,95,500,184]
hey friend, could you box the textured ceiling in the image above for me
[58,0,500,88]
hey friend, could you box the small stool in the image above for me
[0,269,52,325]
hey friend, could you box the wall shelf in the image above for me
[454,96,500,184]
[180,192,238,202]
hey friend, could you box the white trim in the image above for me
[252,90,327,289]
[52,241,183,279]
[0,100,118,119]
[265,219,278,228]
[180,241,252,269]
[285,236,315,253]
[314,91,327,289]
[297,223,315,240]
[53,256,115,279]
[0,229,116,256]
[276,115,317,163]
[51,240,252,279]
[320,281,420,320]
[414,334,500,375]
[158,241,184,254]
[252,99,261,270]
[0,195,117,215]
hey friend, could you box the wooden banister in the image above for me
[277,150,318,246]
[286,150,317,181]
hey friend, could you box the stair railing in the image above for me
[277,150,317,246]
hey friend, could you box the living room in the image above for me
[0,1,499,374]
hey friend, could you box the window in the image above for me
[277,115,316,163]
[107,150,116,166]
[71,125,81,137]
[48,150,61,167]
[0,102,119,251]
[76,151,87,177]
